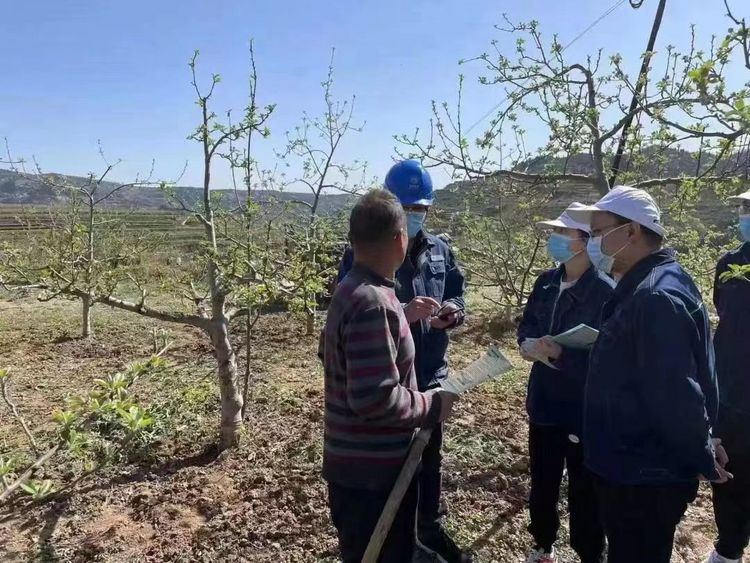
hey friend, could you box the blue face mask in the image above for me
[547,233,579,263]
[587,223,630,274]
[406,212,426,239]
[740,216,750,242]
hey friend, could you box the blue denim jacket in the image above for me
[584,249,719,484]
[517,264,615,435]
[337,230,466,391]
[713,242,750,452]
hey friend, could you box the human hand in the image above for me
[714,438,729,468]
[532,336,563,361]
[706,462,734,484]
[404,296,441,323]
[436,389,459,422]
[429,302,461,330]
[703,439,733,484]
[519,345,535,362]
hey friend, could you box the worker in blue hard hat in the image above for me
[337,160,471,562]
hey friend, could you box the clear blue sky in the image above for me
[0,0,742,190]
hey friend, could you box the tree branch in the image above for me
[1,373,40,456]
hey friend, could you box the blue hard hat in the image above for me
[384,160,434,206]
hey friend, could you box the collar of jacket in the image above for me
[612,248,676,301]
[352,263,396,288]
[740,241,750,262]
[408,229,435,262]
[546,263,605,303]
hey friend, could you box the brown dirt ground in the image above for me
[0,298,718,562]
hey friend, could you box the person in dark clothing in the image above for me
[320,189,456,562]
[568,186,731,563]
[517,203,614,563]
[704,190,750,563]
[337,160,471,563]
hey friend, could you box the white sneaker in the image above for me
[527,546,556,563]
[704,551,742,563]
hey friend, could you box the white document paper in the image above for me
[551,324,599,350]
[441,345,514,395]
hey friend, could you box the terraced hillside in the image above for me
[0,206,206,247]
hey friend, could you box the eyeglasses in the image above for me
[739,204,750,215]
[590,222,628,238]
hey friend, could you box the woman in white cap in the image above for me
[517,202,615,563]
[705,190,750,563]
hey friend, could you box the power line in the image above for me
[464,0,628,135]
[609,0,667,186]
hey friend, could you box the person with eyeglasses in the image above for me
[567,186,730,563]
[704,191,750,563]
[518,203,614,563]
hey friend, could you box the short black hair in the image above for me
[349,189,405,247]
[611,213,663,248]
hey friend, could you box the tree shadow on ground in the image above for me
[0,445,219,526]
[469,499,527,552]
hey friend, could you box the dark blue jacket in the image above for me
[517,264,615,435]
[337,230,466,391]
[713,242,750,452]
[584,249,719,485]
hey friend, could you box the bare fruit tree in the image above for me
[281,49,367,335]
[0,141,158,339]
[1,47,275,451]
[397,12,750,198]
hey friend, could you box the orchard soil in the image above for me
[0,299,718,562]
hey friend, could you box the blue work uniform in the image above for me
[517,263,613,560]
[584,249,718,485]
[518,264,615,436]
[583,249,719,562]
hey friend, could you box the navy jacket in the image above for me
[517,264,615,435]
[584,249,719,485]
[713,242,750,452]
[338,230,466,391]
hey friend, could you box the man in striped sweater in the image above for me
[320,189,457,562]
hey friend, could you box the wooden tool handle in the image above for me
[361,427,433,563]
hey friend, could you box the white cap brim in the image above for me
[538,202,592,233]
[728,190,750,204]
[537,217,590,232]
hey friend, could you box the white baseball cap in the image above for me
[567,185,666,237]
[537,202,591,233]
[728,190,750,204]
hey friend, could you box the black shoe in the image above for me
[419,527,475,563]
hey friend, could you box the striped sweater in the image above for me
[319,263,442,490]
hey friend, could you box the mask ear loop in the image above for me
[563,234,587,260]
[602,223,633,261]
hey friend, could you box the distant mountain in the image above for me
[0,168,354,215]
[514,146,750,179]
[437,147,750,229]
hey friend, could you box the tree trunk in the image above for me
[82,294,92,339]
[593,174,609,197]
[210,319,243,451]
[306,307,315,336]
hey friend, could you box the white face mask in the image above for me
[586,223,630,274]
